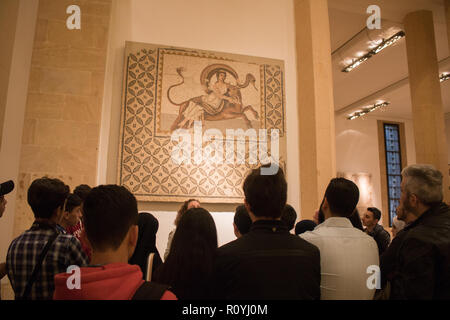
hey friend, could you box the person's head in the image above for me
[399,164,443,220]
[156,208,217,298]
[171,208,217,255]
[0,180,14,218]
[281,204,297,231]
[348,208,364,231]
[174,199,200,226]
[128,212,159,276]
[391,216,406,238]
[27,177,70,222]
[73,184,92,202]
[233,205,252,238]
[136,212,159,240]
[216,71,226,81]
[60,193,83,228]
[321,178,359,219]
[83,185,138,259]
[243,163,287,220]
[362,207,382,229]
[295,220,317,235]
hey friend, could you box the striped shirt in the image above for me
[6,222,88,300]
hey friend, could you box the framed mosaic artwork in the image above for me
[118,41,287,203]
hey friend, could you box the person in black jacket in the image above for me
[213,163,321,300]
[362,207,390,255]
[380,164,450,299]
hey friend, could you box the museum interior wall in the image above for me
[0,0,450,298]
[98,0,299,253]
[335,115,417,225]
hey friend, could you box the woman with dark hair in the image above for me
[154,207,217,300]
[128,212,163,280]
[164,199,200,260]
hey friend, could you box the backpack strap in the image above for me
[132,281,170,300]
[19,231,59,300]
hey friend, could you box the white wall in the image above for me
[98,0,299,257]
[0,0,38,284]
[335,114,416,223]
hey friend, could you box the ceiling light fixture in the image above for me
[347,102,390,120]
[342,31,405,73]
[440,73,450,83]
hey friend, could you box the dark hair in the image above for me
[295,220,317,235]
[83,185,138,251]
[154,208,217,299]
[324,178,359,217]
[27,177,69,219]
[65,193,82,213]
[281,204,297,231]
[174,199,199,226]
[73,184,92,202]
[129,212,162,280]
[243,164,287,218]
[348,209,364,231]
[318,198,325,224]
[367,207,382,221]
[234,205,252,235]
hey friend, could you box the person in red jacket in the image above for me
[66,185,92,260]
[53,185,177,300]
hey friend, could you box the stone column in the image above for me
[0,0,20,149]
[404,10,450,202]
[446,0,450,52]
[13,0,112,237]
[293,0,336,220]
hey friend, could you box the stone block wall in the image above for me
[13,0,112,238]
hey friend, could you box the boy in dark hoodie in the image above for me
[53,185,176,300]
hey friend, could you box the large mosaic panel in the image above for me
[118,42,286,203]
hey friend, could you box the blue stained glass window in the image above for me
[384,124,403,227]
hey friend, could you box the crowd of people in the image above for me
[0,162,449,300]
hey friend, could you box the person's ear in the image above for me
[322,198,329,211]
[244,199,251,214]
[409,193,419,208]
[128,225,138,257]
[322,198,331,219]
[63,210,70,221]
[244,199,257,222]
[233,223,240,238]
[53,206,64,223]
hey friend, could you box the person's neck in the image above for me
[35,216,59,225]
[407,204,431,224]
[89,247,129,266]
[366,223,376,233]
[58,221,69,229]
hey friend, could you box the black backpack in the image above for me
[131,281,171,300]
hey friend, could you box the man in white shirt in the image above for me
[300,178,379,300]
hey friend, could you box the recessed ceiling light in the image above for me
[342,31,405,73]
[440,73,450,83]
[347,102,390,120]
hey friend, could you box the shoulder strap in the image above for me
[19,231,59,300]
[132,281,170,300]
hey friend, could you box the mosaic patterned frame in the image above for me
[118,41,286,203]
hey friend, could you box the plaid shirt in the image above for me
[6,222,88,300]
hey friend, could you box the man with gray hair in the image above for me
[380,164,450,299]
